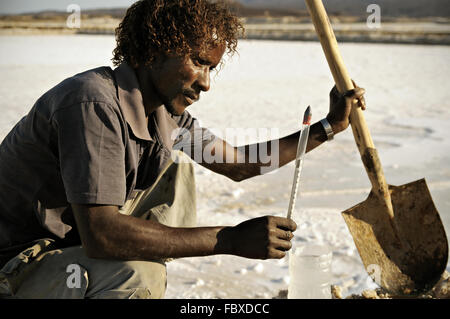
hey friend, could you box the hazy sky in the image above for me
[0,0,136,14]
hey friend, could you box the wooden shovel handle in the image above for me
[305,0,393,216]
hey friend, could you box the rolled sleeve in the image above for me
[53,102,126,206]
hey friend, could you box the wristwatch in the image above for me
[320,118,334,141]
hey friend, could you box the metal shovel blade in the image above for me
[342,178,448,295]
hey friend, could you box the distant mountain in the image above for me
[239,0,450,17]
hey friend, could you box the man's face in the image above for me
[147,43,226,116]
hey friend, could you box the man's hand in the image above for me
[225,216,297,259]
[326,81,366,134]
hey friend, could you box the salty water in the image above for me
[1,35,449,298]
[288,245,332,299]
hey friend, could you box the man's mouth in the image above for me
[183,93,199,105]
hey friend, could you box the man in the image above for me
[0,0,365,299]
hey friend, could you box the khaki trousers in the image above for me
[0,152,196,299]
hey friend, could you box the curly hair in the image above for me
[112,0,244,68]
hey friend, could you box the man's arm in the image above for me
[195,85,366,181]
[197,121,330,182]
[72,204,296,261]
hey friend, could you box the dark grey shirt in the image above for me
[0,63,205,266]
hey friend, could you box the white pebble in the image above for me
[254,263,264,274]
[240,268,248,275]
[195,278,205,286]
[232,188,244,199]
[345,247,355,256]
[283,276,290,285]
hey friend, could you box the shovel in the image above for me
[305,0,448,295]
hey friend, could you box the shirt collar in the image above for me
[151,104,180,150]
[113,62,152,141]
[113,62,180,148]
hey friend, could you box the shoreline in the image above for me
[1,21,449,45]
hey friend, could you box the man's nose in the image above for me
[197,67,210,92]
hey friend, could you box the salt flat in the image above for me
[0,35,449,298]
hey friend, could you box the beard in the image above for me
[163,101,181,116]
[151,84,184,116]
[163,88,198,116]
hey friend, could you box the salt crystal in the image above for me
[277,257,286,265]
[345,247,354,256]
[254,263,264,273]
[232,188,244,198]
[196,278,205,286]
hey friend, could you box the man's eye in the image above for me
[196,57,214,67]
[194,58,205,66]
[193,57,216,71]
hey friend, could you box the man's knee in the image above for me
[121,260,167,295]
[2,244,167,299]
[86,259,167,299]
